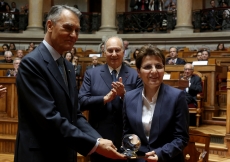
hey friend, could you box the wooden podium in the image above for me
[0,77,18,118]
[163,79,188,90]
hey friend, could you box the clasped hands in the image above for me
[104,77,126,104]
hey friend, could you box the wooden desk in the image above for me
[0,77,18,118]
[163,79,188,90]
[165,64,222,120]
[181,51,230,57]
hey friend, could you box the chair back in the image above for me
[193,71,207,102]
[183,129,210,162]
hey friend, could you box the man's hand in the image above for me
[145,150,158,162]
[111,77,126,98]
[104,89,117,104]
[168,59,175,65]
[95,138,126,160]
[0,85,7,98]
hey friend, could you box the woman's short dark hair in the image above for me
[136,44,165,70]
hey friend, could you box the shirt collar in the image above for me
[108,65,122,75]
[43,40,61,61]
[142,86,161,104]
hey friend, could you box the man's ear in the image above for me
[46,20,53,32]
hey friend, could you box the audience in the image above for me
[149,0,164,11]
[16,49,24,58]
[6,57,21,77]
[123,40,132,63]
[72,55,82,76]
[197,51,203,61]
[0,51,13,63]
[99,42,105,57]
[64,51,73,62]
[166,46,186,65]
[0,0,8,12]
[0,44,9,55]
[130,48,140,65]
[130,0,149,11]
[86,56,101,70]
[71,47,77,56]
[181,63,202,106]
[216,43,227,51]
[201,49,210,61]
[9,42,16,50]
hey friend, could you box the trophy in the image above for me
[120,134,141,158]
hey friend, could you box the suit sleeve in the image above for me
[154,91,189,161]
[78,69,105,111]
[17,57,100,156]
[189,76,202,94]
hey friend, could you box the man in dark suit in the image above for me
[181,63,202,106]
[166,46,186,65]
[14,5,125,162]
[79,36,143,162]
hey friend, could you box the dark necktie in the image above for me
[112,70,117,82]
[56,57,68,87]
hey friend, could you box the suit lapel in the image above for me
[118,64,129,84]
[100,64,113,89]
[39,43,70,97]
[149,84,165,144]
[135,91,149,143]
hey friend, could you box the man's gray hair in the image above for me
[184,63,194,69]
[104,36,124,51]
[4,51,13,57]
[45,5,81,32]
[13,57,21,64]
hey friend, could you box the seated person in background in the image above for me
[0,51,13,63]
[130,48,140,65]
[123,40,132,63]
[86,56,101,70]
[216,43,227,51]
[0,44,9,55]
[0,85,7,98]
[181,63,202,106]
[9,42,16,50]
[64,51,73,62]
[201,49,210,61]
[6,57,21,77]
[72,55,81,77]
[16,49,24,58]
[166,46,186,65]
[130,0,149,11]
[149,0,164,11]
[27,47,34,53]
[27,42,36,51]
[71,47,77,56]
[99,42,105,57]
[197,51,203,61]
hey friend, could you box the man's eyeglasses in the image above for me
[141,64,164,71]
